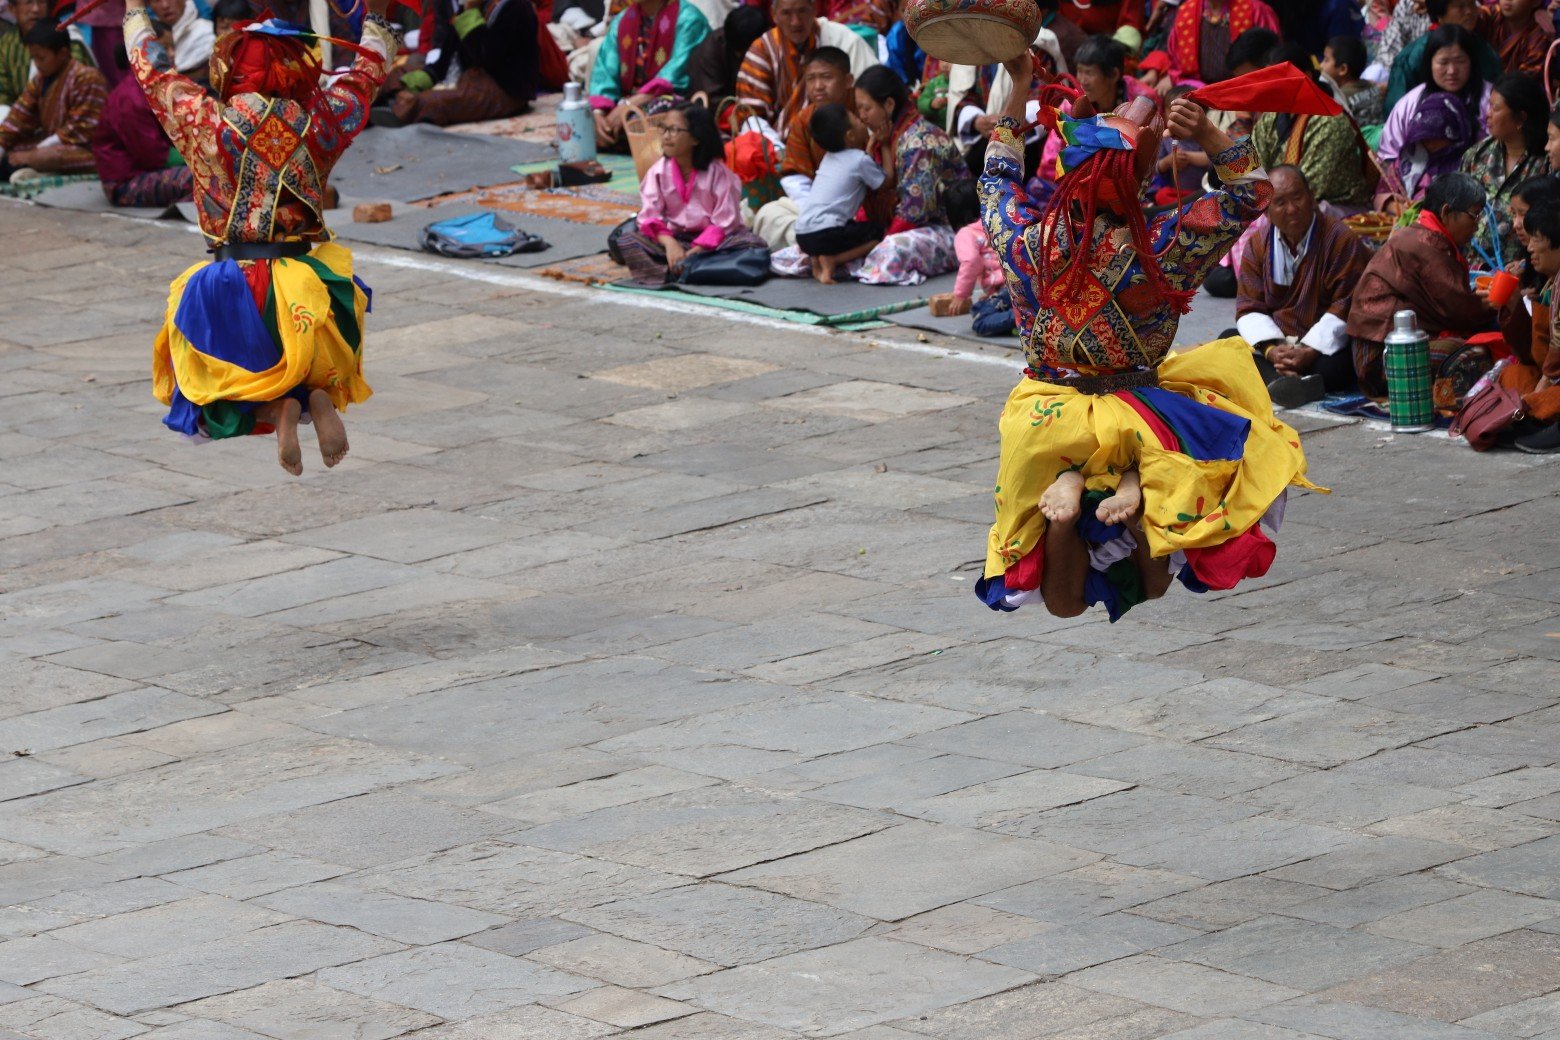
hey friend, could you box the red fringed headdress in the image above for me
[1035,91,1193,318]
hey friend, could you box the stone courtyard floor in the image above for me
[1,199,1558,1040]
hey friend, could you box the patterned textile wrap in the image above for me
[977,337,1321,619]
[151,242,371,438]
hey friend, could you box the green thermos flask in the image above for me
[1384,309,1435,433]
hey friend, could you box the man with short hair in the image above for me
[752,45,853,247]
[1237,165,1372,404]
[0,23,106,179]
[0,0,93,115]
[736,0,876,136]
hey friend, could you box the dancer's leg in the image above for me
[256,398,303,476]
[1039,514,1090,617]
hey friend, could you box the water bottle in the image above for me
[557,82,597,164]
[1384,309,1435,433]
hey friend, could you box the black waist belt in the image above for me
[1056,368,1160,395]
[211,241,313,262]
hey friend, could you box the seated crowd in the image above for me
[6,0,1560,449]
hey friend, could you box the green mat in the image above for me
[607,281,905,329]
[1,172,96,199]
[512,152,642,196]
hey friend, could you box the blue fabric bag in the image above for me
[419,213,548,258]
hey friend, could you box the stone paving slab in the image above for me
[1,201,1558,1040]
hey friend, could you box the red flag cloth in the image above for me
[1185,64,1343,116]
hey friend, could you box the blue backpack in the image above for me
[418,213,548,258]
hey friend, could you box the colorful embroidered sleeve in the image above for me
[1151,137,1271,297]
[979,116,1041,338]
[124,7,219,161]
[0,68,40,148]
[307,19,393,155]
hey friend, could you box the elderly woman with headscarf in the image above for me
[123,0,398,474]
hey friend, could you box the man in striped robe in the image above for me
[736,0,876,136]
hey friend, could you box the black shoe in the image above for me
[1267,374,1326,409]
[1514,422,1560,454]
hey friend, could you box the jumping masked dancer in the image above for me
[975,49,1323,622]
[124,0,399,474]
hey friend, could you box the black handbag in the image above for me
[677,246,772,286]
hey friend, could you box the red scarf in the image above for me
[1417,209,1469,270]
[616,0,681,95]
[1170,0,1257,79]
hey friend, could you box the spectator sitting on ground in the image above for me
[393,0,545,126]
[1347,171,1496,396]
[1237,165,1373,405]
[1457,72,1551,264]
[1497,199,1560,452]
[687,4,770,100]
[149,0,212,82]
[1,0,93,117]
[0,24,106,182]
[751,45,855,249]
[1475,0,1550,79]
[588,0,712,149]
[91,21,192,207]
[735,0,877,136]
[794,101,886,282]
[1385,0,1499,112]
[617,101,770,284]
[1252,43,1371,212]
[1165,0,1280,84]
[1321,34,1383,127]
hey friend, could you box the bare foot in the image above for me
[1096,468,1142,526]
[810,255,824,281]
[1039,469,1085,523]
[275,397,303,476]
[309,389,349,468]
[817,255,838,285]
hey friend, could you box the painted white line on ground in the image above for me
[354,244,1025,371]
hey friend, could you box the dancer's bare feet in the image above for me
[817,255,839,284]
[309,389,349,468]
[1096,467,1142,526]
[1039,469,1085,523]
[275,397,303,476]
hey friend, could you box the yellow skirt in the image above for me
[152,242,371,437]
[979,337,1324,616]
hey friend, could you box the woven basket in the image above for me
[623,100,671,180]
[903,0,1040,66]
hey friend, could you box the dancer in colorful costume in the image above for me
[124,0,399,474]
[975,50,1323,622]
